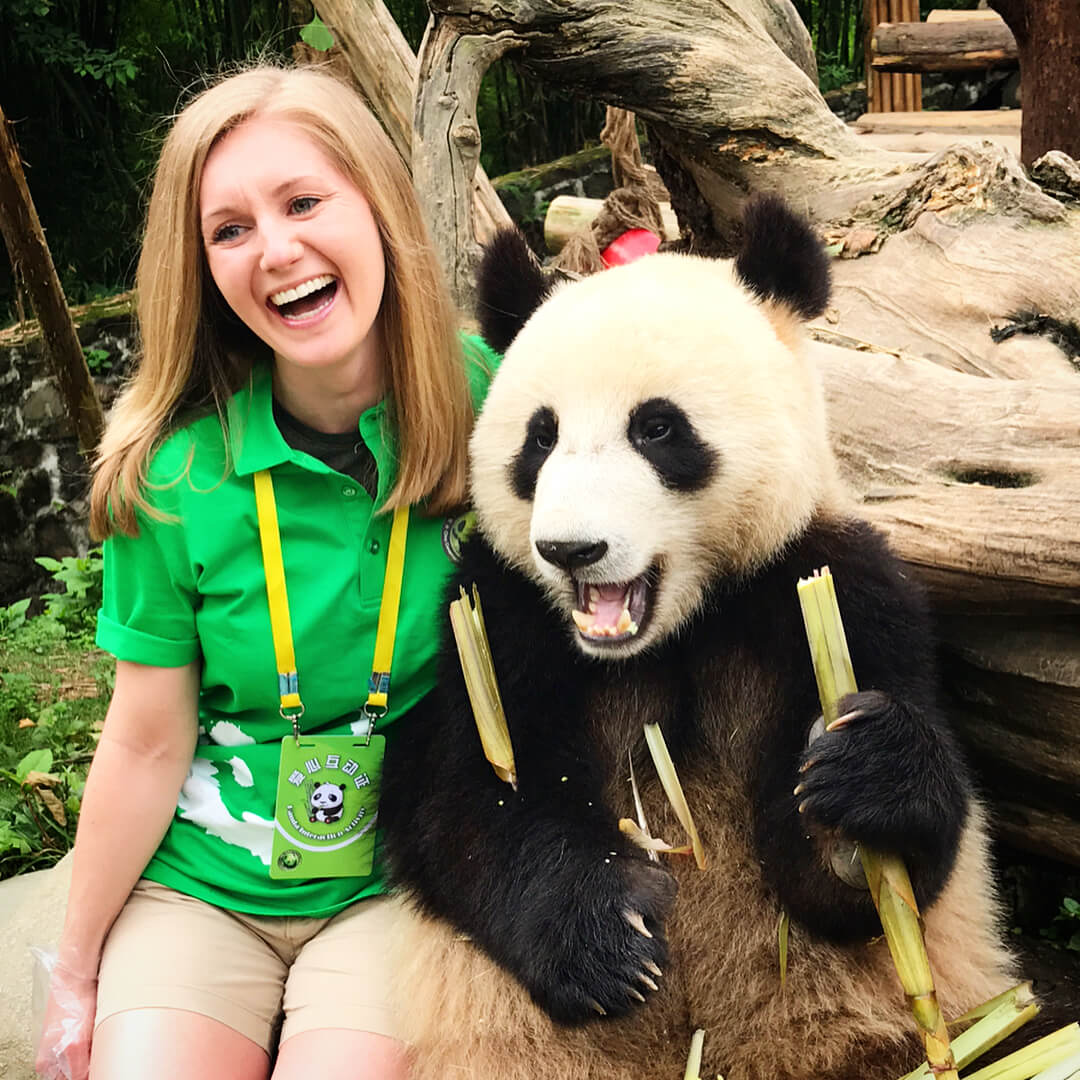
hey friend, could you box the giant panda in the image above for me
[380,196,1015,1080]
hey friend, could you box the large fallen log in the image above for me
[814,340,1080,863]
[871,20,1018,73]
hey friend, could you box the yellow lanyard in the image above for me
[253,469,409,743]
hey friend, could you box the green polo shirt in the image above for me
[96,336,499,917]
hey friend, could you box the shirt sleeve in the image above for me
[95,434,202,668]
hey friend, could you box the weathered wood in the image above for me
[813,340,1080,613]
[936,618,1080,866]
[990,0,1080,166]
[0,105,104,453]
[543,195,679,253]
[413,19,524,311]
[417,0,901,252]
[871,20,1018,73]
[926,9,1007,25]
[854,109,1022,134]
[312,0,512,245]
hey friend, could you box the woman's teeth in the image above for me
[270,275,335,307]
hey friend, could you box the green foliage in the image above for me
[300,14,334,52]
[1041,897,1080,953]
[817,52,861,94]
[0,618,111,878]
[0,598,32,635]
[33,549,104,633]
[83,347,112,373]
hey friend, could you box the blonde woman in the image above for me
[35,64,497,1080]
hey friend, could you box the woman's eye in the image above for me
[210,223,243,243]
[290,196,320,214]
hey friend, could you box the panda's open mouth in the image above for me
[571,570,654,644]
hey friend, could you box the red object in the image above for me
[600,228,661,268]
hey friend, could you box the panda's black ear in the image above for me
[476,229,552,354]
[734,194,831,321]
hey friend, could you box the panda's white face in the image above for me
[470,253,842,659]
[311,783,344,809]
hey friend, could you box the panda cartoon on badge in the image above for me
[380,197,1017,1080]
[309,781,345,825]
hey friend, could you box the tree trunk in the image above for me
[871,19,1018,72]
[0,106,104,453]
[312,0,512,247]
[989,0,1080,166]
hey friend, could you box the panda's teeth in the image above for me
[615,608,634,635]
[572,609,595,632]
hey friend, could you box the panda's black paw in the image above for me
[795,689,965,862]
[523,857,676,1025]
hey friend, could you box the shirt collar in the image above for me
[228,364,396,493]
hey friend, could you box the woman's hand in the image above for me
[34,958,98,1080]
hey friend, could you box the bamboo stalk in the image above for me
[684,1028,706,1080]
[963,1024,1080,1080]
[643,723,707,870]
[449,585,517,788]
[797,568,958,1080]
[900,984,1040,1079]
[1032,1048,1080,1080]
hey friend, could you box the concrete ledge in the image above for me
[0,854,72,1080]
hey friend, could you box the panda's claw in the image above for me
[588,999,607,1017]
[628,987,646,1003]
[644,960,663,977]
[826,708,863,732]
[639,973,659,992]
[624,910,652,938]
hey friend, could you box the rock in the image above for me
[0,854,72,1080]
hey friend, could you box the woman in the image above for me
[35,64,496,1080]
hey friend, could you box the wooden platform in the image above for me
[854,109,1022,134]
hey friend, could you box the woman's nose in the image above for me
[258,219,303,272]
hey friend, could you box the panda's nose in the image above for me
[535,539,609,571]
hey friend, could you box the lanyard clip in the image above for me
[280,703,305,745]
[359,702,386,746]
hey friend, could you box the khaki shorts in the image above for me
[96,879,401,1053]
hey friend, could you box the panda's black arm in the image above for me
[747,520,972,943]
[381,538,676,1024]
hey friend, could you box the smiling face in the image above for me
[199,115,387,394]
[470,249,842,659]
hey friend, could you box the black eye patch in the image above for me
[508,406,558,501]
[628,397,718,492]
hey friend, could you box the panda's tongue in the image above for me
[591,584,628,630]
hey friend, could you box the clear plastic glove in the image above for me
[31,948,98,1080]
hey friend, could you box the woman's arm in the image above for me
[35,660,199,1080]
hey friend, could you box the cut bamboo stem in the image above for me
[449,585,517,788]
[643,723,707,870]
[797,568,958,1080]
[963,1024,1080,1080]
[900,983,1040,1079]
[684,1028,706,1080]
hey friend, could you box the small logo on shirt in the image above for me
[441,511,476,564]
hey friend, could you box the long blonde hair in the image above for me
[91,64,469,538]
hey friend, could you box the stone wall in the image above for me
[0,310,134,606]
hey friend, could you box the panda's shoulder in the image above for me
[777,515,932,644]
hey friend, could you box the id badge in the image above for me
[270,734,385,879]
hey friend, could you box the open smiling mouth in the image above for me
[570,568,656,645]
[269,275,339,322]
